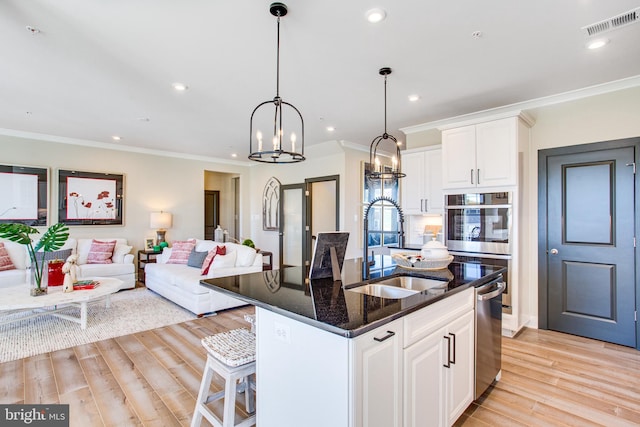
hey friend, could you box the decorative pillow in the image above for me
[112,244,132,263]
[187,249,209,268]
[166,240,196,264]
[86,240,116,264]
[201,245,226,275]
[210,250,237,270]
[0,242,16,271]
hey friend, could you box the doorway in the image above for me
[538,137,639,348]
[279,175,339,270]
[204,190,220,240]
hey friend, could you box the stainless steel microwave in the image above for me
[444,192,512,255]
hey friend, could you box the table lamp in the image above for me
[150,211,172,245]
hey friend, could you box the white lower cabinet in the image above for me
[352,319,404,427]
[256,288,475,427]
[404,289,475,427]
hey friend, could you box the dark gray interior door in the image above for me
[544,146,636,347]
[279,184,306,269]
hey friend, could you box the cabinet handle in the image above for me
[477,169,480,185]
[420,199,424,212]
[443,335,451,368]
[374,331,395,342]
[425,199,428,212]
[449,332,456,365]
[470,169,474,185]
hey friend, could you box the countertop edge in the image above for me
[200,267,505,338]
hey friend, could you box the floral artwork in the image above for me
[58,170,124,225]
[67,177,117,219]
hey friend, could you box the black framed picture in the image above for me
[0,164,48,226]
[58,169,124,225]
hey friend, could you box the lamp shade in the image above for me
[150,212,172,230]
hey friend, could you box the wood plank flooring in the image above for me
[1,306,639,426]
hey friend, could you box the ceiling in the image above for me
[1,1,640,162]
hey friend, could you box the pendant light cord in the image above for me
[383,73,388,135]
[276,14,281,98]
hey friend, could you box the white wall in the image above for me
[524,85,640,328]
[0,134,251,253]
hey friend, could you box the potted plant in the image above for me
[0,223,70,296]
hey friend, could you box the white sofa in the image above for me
[144,239,262,315]
[0,237,135,289]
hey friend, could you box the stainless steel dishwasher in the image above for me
[475,276,506,399]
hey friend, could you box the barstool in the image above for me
[191,328,256,427]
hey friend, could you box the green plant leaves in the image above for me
[33,223,69,252]
[0,223,38,245]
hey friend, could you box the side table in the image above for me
[259,250,273,271]
[138,250,162,284]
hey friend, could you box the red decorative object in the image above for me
[48,260,65,286]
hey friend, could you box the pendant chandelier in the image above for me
[367,67,405,179]
[249,2,305,163]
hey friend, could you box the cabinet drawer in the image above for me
[403,288,473,348]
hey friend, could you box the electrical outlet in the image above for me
[274,322,291,343]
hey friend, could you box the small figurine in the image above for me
[61,254,79,293]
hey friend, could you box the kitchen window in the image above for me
[363,162,400,249]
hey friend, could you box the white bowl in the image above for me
[420,239,449,260]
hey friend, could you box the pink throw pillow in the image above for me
[167,240,196,264]
[0,242,16,271]
[201,245,226,275]
[86,240,116,264]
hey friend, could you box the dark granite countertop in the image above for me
[200,257,505,337]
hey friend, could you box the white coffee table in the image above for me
[0,277,123,329]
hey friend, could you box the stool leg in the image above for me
[222,373,237,427]
[191,359,215,427]
[245,374,255,414]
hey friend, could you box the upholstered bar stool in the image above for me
[191,328,256,427]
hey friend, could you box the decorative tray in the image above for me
[391,253,454,271]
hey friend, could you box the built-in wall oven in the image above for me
[445,192,513,313]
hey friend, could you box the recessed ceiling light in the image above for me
[408,94,420,102]
[587,38,609,50]
[112,136,122,141]
[172,82,189,91]
[326,126,335,132]
[25,25,41,34]
[365,8,386,23]
[231,153,238,158]
[471,31,483,39]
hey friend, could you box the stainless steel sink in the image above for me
[347,284,419,299]
[377,276,448,291]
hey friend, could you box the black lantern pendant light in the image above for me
[367,67,405,179]
[249,2,305,163]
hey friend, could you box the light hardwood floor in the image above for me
[1,307,639,426]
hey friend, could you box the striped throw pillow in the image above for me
[201,245,226,275]
[166,240,196,264]
[0,242,16,271]
[86,240,116,264]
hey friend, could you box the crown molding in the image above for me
[400,74,640,134]
[0,128,250,167]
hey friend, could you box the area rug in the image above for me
[0,288,197,363]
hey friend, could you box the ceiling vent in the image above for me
[582,7,640,36]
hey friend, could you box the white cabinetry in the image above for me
[255,287,475,427]
[353,319,404,427]
[404,288,474,427]
[402,146,443,214]
[441,117,521,190]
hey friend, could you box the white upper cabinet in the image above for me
[401,147,443,215]
[441,117,521,190]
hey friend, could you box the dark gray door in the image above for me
[544,146,636,347]
[279,184,306,269]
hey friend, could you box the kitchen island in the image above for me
[201,258,504,427]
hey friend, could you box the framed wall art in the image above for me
[58,169,124,225]
[0,164,48,226]
[262,176,280,231]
